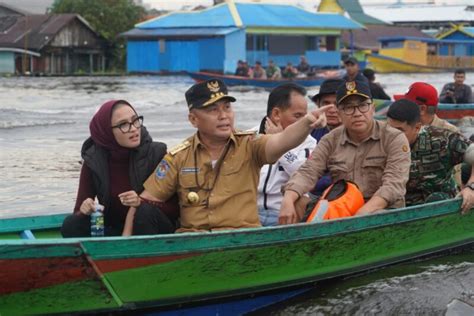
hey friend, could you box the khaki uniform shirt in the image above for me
[144,132,270,232]
[284,120,410,209]
[431,114,458,133]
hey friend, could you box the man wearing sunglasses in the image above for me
[279,79,411,224]
[132,79,332,233]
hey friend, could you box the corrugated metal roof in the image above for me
[365,5,474,23]
[341,25,430,50]
[122,27,239,38]
[0,14,99,50]
[137,3,362,30]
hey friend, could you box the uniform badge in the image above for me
[207,80,220,93]
[346,81,356,93]
[402,144,409,153]
[155,159,170,179]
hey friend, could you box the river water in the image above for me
[1,73,473,314]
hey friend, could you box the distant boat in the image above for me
[367,36,474,73]
[187,70,343,88]
[1,199,474,315]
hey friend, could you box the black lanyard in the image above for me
[192,138,232,206]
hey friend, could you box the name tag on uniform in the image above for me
[181,167,200,174]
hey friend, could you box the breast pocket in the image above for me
[328,162,348,182]
[178,173,204,207]
[220,158,246,194]
[362,158,385,193]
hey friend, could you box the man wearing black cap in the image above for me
[343,56,368,84]
[310,78,344,142]
[386,99,474,212]
[280,79,411,224]
[133,79,332,233]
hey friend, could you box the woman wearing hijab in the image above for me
[61,100,177,237]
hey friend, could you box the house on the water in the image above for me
[436,25,474,57]
[0,4,106,75]
[121,2,361,74]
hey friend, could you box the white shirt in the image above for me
[257,134,317,211]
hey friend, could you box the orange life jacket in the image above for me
[306,179,364,222]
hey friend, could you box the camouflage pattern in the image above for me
[406,125,471,206]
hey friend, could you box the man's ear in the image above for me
[419,104,427,114]
[271,107,281,124]
[188,111,198,128]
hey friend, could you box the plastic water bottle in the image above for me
[90,198,105,237]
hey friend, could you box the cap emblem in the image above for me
[346,81,356,92]
[207,80,220,93]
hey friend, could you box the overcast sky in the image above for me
[142,0,473,11]
[2,0,472,14]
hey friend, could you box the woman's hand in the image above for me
[79,198,95,216]
[118,190,141,208]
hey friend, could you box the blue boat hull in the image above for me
[187,71,341,88]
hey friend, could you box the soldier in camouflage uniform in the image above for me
[387,99,474,212]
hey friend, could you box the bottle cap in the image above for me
[94,197,104,212]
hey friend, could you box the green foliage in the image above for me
[49,0,145,41]
[49,0,146,70]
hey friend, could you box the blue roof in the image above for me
[122,27,239,38]
[137,3,362,30]
[462,27,474,37]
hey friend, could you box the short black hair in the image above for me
[387,99,421,126]
[455,68,466,75]
[266,83,307,116]
[362,68,375,81]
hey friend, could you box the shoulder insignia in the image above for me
[169,140,191,156]
[234,130,257,136]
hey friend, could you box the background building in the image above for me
[122,2,361,74]
[0,4,106,75]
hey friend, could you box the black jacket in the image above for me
[81,126,166,211]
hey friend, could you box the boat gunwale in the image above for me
[0,199,469,260]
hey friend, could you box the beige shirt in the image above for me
[431,114,459,133]
[144,132,270,232]
[283,120,411,209]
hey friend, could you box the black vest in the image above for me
[81,126,166,210]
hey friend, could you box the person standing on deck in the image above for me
[386,98,474,212]
[130,79,332,234]
[256,83,317,226]
[394,82,458,133]
[439,69,472,104]
[343,56,368,84]
[279,79,411,224]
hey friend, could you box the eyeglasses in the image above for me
[338,102,371,115]
[112,116,143,133]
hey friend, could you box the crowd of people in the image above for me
[62,58,474,237]
[235,56,316,79]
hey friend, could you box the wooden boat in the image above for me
[367,37,474,73]
[1,199,473,315]
[374,99,474,121]
[187,70,343,88]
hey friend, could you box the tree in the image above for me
[49,0,146,71]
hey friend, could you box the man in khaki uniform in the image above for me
[279,79,411,224]
[394,82,458,133]
[131,79,331,233]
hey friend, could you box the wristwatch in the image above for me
[466,183,474,191]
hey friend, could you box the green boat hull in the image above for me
[1,199,473,315]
